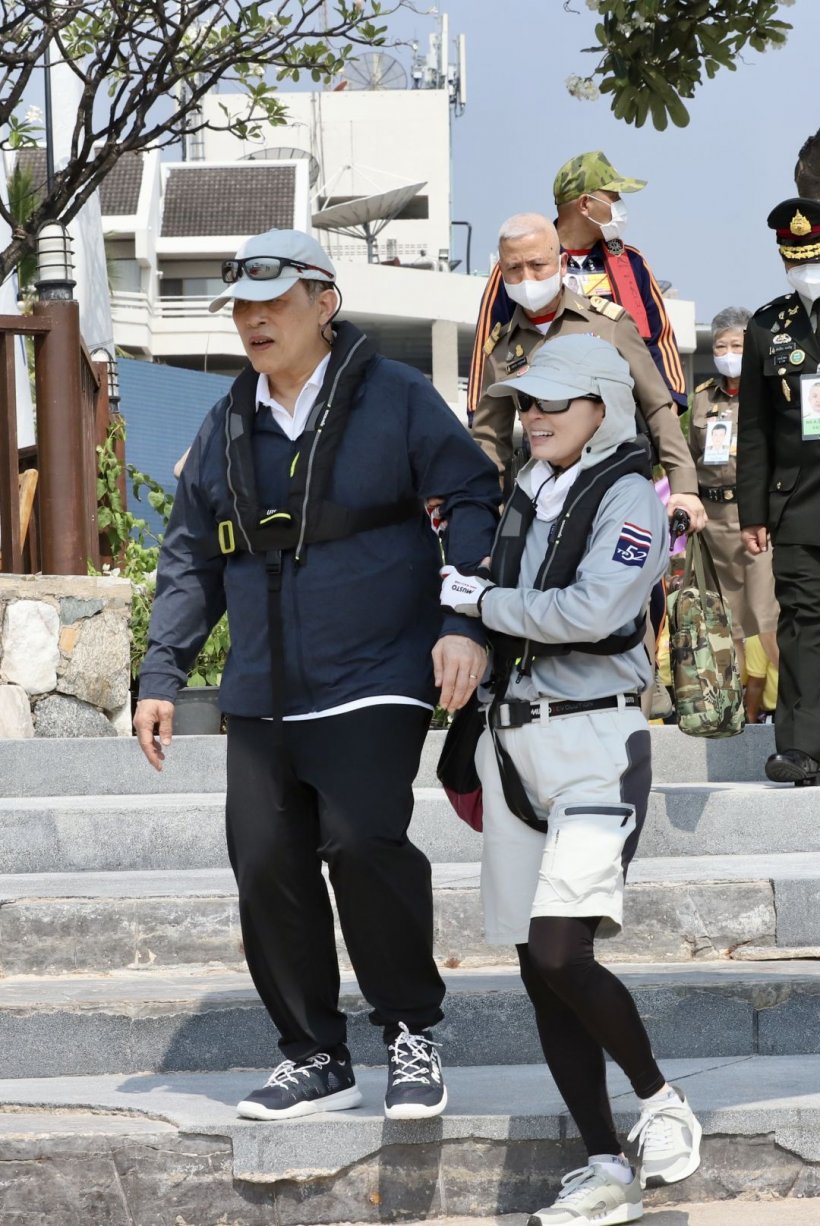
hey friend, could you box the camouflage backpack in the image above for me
[668,534,746,738]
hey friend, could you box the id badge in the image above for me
[801,374,820,440]
[703,416,733,465]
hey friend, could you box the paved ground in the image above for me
[376,1208,820,1225]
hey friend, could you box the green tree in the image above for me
[0,0,391,282]
[568,0,793,130]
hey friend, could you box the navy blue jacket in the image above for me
[139,337,500,717]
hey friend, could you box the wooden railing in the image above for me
[0,304,114,576]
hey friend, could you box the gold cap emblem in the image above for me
[790,209,811,237]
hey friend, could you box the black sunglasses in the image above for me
[515,391,603,414]
[221,255,334,285]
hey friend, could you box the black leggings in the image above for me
[518,915,665,1156]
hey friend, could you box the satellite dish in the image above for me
[242,146,321,188]
[312,181,426,263]
[342,52,408,90]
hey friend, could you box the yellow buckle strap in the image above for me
[217,521,236,555]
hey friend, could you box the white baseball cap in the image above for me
[209,228,336,313]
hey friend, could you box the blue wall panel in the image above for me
[118,359,235,537]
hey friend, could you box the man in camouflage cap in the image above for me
[552,150,647,206]
[737,197,820,784]
[468,151,687,419]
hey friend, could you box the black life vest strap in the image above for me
[197,496,422,559]
[486,659,549,834]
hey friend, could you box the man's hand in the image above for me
[667,493,708,533]
[741,525,769,555]
[433,634,487,712]
[134,698,175,771]
[440,565,495,617]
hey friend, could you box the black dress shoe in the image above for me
[765,749,820,786]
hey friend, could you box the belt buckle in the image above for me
[497,703,512,729]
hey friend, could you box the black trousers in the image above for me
[772,543,820,757]
[225,705,445,1061]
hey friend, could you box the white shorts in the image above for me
[476,705,650,945]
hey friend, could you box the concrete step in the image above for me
[3,853,819,976]
[1,962,819,1079]
[1,1055,818,1222]
[0,723,777,798]
[1,781,818,875]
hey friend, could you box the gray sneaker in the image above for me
[528,1163,643,1225]
[628,1085,702,1188]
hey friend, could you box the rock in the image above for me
[33,694,116,738]
[60,597,104,624]
[0,600,60,695]
[106,699,134,738]
[57,612,130,711]
[0,684,34,738]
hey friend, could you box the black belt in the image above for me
[699,484,736,504]
[489,692,641,729]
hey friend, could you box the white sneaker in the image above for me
[628,1085,702,1188]
[528,1163,643,1225]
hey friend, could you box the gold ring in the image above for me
[468,673,479,679]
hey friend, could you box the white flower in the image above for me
[585,0,602,10]
[25,104,43,125]
[566,74,600,101]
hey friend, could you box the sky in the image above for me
[379,0,819,323]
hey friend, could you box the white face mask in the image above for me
[714,352,743,379]
[786,263,820,304]
[588,195,628,243]
[503,269,562,314]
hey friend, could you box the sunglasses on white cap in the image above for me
[221,255,335,285]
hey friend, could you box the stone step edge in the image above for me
[2,1055,819,1181]
[4,851,820,899]
[0,781,798,808]
[2,959,819,1010]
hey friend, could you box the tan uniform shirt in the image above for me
[688,377,778,638]
[471,288,697,494]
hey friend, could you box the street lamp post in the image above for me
[33,222,88,574]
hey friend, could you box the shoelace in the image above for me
[264,1052,331,1088]
[388,1021,442,1085]
[627,1101,686,1154]
[556,1166,604,1202]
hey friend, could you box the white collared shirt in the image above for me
[256,352,332,439]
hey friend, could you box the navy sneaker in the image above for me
[237,1050,362,1120]
[384,1022,447,1120]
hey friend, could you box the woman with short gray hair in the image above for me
[688,307,779,676]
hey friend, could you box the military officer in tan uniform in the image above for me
[472,213,706,530]
[690,307,779,676]
[738,197,820,785]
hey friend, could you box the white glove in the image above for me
[440,565,495,618]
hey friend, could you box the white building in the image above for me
[17,53,697,415]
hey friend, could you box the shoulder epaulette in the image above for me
[483,320,505,356]
[695,378,715,393]
[753,292,792,318]
[589,294,625,322]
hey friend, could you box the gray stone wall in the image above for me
[0,575,132,738]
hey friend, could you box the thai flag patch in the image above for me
[612,522,652,568]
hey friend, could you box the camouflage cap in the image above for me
[553,151,647,206]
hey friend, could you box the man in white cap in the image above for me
[134,228,500,1121]
[441,334,701,1222]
